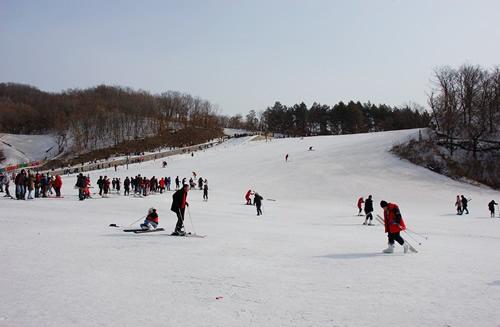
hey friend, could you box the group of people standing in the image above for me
[0,170,62,200]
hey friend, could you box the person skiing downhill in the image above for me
[141,208,159,230]
[363,195,374,225]
[488,200,498,218]
[171,184,189,235]
[380,200,409,254]
[357,197,364,216]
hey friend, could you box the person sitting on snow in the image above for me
[141,208,159,230]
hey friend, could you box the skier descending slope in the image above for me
[380,200,409,254]
[171,184,189,236]
[141,208,159,230]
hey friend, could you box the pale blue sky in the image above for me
[1,0,499,115]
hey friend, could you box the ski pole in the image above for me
[186,206,197,235]
[402,230,422,245]
[109,215,145,228]
[128,215,146,227]
[405,228,428,240]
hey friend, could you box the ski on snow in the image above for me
[168,232,206,238]
[123,228,165,233]
[375,215,418,253]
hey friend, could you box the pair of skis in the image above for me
[123,228,165,234]
[375,214,419,253]
[121,227,206,237]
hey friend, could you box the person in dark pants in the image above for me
[124,177,130,196]
[488,200,498,218]
[461,195,469,214]
[203,183,208,201]
[254,192,263,216]
[97,176,104,196]
[363,195,374,225]
[75,173,85,201]
[171,184,189,235]
[380,200,409,253]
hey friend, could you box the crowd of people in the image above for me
[0,169,63,200]
[71,171,209,202]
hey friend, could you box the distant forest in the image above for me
[0,83,223,154]
[0,83,430,155]
[223,101,430,136]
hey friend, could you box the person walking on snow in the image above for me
[488,200,498,218]
[254,192,263,216]
[357,196,364,216]
[285,154,289,162]
[363,195,374,225]
[203,183,208,201]
[461,195,469,214]
[455,195,462,215]
[171,184,189,236]
[380,200,409,254]
[140,207,159,230]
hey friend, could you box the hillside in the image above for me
[0,133,59,166]
[1,129,499,326]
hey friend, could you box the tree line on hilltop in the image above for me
[429,64,500,158]
[0,84,223,154]
[223,101,431,136]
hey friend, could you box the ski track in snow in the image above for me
[1,129,500,327]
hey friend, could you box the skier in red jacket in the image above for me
[380,200,408,253]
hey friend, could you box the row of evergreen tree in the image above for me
[225,101,430,136]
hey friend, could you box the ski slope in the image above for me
[1,129,499,327]
[0,133,59,166]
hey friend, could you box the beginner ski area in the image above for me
[1,129,499,326]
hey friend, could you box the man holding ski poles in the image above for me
[380,200,409,254]
[171,183,189,236]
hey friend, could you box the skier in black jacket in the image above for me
[461,195,469,214]
[124,177,130,196]
[171,184,189,235]
[97,176,104,196]
[488,200,498,218]
[363,195,374,225]
[254,192,263,216]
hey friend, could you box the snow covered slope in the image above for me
[0,133,59,166]
[1,129,499,326]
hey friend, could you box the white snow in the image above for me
[0,133,59,166]
[1,129,500,326]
